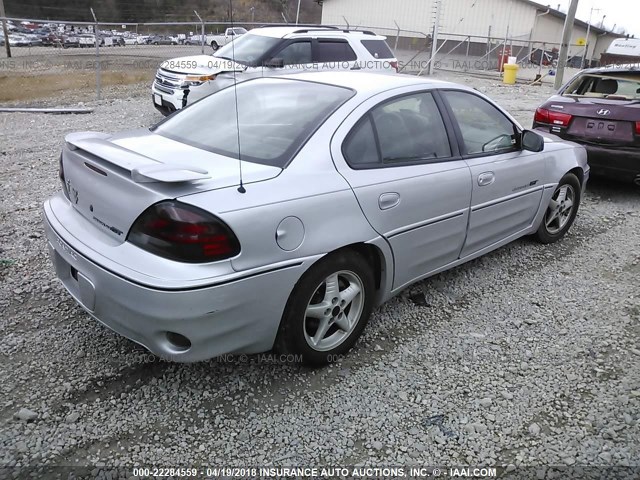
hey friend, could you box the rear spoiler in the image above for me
[65,132,211,183]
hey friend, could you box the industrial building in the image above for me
[317,0,623,65]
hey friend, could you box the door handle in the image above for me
[378,192,400,210]
[477,172,495,187]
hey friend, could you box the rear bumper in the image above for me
[583,144,640,183]
[43,200,313,362]
[534,125,639,184]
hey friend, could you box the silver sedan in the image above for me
[43,72,589,365]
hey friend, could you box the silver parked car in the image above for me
[44,72,589,365]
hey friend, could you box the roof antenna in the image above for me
[228,0,246,193]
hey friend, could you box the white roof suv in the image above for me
[151,25,399,115]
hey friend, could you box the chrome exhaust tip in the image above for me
[634,175,640,187]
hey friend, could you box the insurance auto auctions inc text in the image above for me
[201,466,497,478]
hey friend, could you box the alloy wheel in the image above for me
[545,184,576,235]
[303,270,365,352]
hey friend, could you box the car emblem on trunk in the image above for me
[596,109,611,116]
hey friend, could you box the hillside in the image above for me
[3,0,323,23]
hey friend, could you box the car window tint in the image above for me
[154,78,354,168]
[275,41,312,65]
[343,116,379,166]
[316,40,357,62]
[443,91,516,155]
[372,92,451,163]
[214,34,280,66]
[361,39,394,59]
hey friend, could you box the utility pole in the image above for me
[554,0,580,90]
[296,0,301,25]
[0,0,11,58]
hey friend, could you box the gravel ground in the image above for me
[0,73,639,478]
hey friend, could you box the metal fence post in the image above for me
[428,0,442,75]
[194,10,204,54]
[394,20,400,52]
[0,0,11,58]
[465,35,470,65]
[91,8,101,100]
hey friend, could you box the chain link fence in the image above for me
[0,17,302,104]
[0,14,591,105]
[331,19,588,82]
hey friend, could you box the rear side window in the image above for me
[343,117,378,166]
[361,39,394,59]
[316,40,357,62]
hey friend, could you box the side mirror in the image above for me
[263,58,284,68]
[522,130,545,152]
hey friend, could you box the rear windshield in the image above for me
[563,73,640,100]
[361,39,395,59]
[153,78,354,168]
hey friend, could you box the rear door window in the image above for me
[361,39,394,59]
[343,92,452,167]
[315,40,357,62]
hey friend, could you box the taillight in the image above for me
[635,121,640,135]
[534,107,572,127]
[534,107,549,124]
[127,201,240,263]
[59,153,69,200]
[390,60,399,73]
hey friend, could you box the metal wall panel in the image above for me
[320,0,539,38]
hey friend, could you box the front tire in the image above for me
[535,173,581,244]
[275,250,375,366]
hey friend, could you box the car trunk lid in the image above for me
[62,130,280,243]
[544,96,640,145]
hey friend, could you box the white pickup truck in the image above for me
[189,27,247,50]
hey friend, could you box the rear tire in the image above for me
[275,250,375,366]
[211,41,219,51]
[535,173,581,244]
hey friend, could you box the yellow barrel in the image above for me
[503,63,519,85]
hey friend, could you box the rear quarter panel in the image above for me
[179,127,383,275]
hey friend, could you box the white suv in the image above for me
[151,25,399,115]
